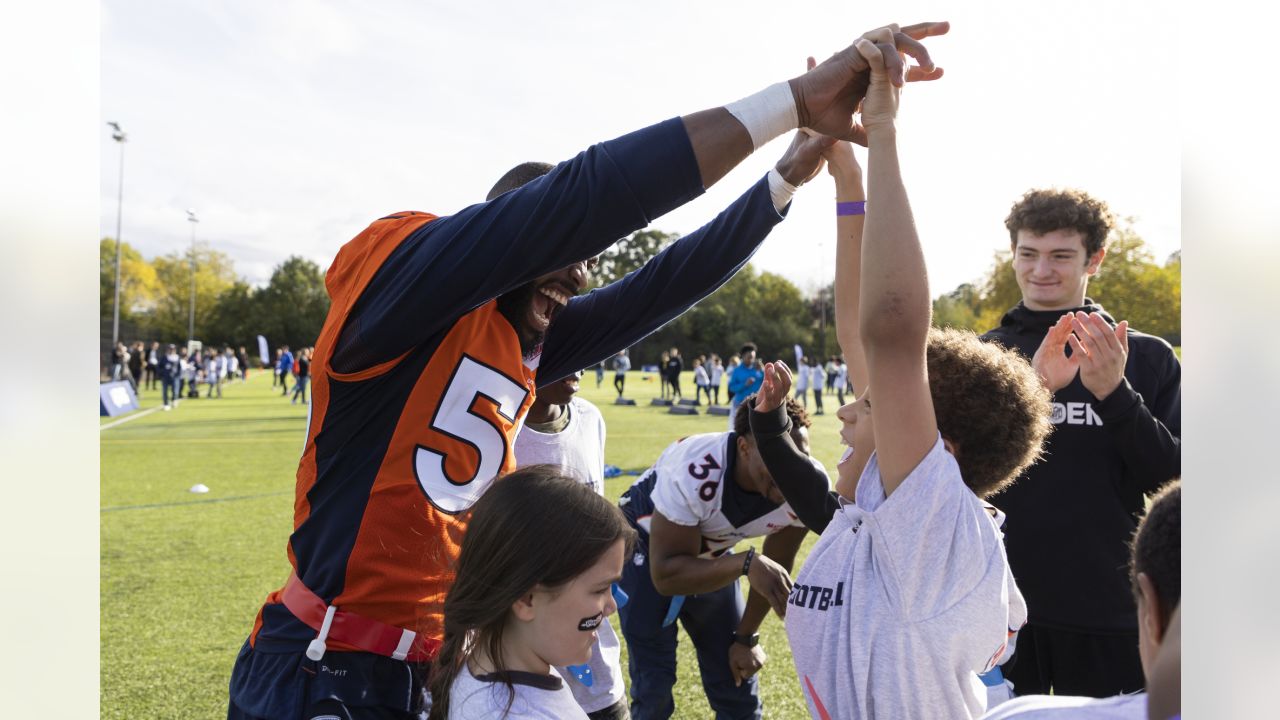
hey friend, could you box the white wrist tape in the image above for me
[767,168,797,211]
[725,81,798,150]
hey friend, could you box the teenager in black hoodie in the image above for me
[981,188,1181,699]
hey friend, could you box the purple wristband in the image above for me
[837,201,866,216]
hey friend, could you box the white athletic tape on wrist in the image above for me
[725,82,798,150]
[767,168,797,211]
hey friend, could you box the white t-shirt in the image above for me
[447,665,588,720]
[512,397,622,714]
[514,398,607,497]
[809,365,825,393]
[710,363,724,386]
[980,692,1147,719]
[795,365,810,392]
[786,437,1026,720]
[632,432,810,556]
[694,365,710,387]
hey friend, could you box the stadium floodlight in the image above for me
[108,122,127,350]
[187,209,199,343]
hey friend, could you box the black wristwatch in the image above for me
[733,632,760,648]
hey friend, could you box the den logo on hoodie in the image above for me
[1049,401,1103,426]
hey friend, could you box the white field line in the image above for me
[99,405,161,431]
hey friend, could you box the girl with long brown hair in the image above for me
[427,465,635,720]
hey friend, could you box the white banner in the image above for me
[257,335,269,365]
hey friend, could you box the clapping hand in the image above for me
[1032,312,1130,400]
[1069,312,1129,401]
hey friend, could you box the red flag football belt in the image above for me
[281,572,437,663]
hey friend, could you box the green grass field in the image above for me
[101,369,850,718]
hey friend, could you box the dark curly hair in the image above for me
[1005,188,1116,258]
[926,327,1052,498]
[734,393,810,439]
[1131,480,1180,618]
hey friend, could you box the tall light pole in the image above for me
[108,122,127,348]
[187,209,199,343]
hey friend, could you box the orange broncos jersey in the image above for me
[249,212,537,658]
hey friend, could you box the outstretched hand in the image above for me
[757,361,794,413]
[791,21,948,144]
[852,31,901,133]
[804,57,863,179]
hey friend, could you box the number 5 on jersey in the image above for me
[414,356,529,513]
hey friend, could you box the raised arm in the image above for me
[538,131,832,385]
[827,139,870,396]
[855,35,939,497]
[751,361,839,532]
[335,22,947,373]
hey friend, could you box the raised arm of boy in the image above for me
[854,33,939,497]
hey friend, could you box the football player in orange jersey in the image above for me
[228,21,949,720]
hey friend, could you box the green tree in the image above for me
[205,281,258,349]
[972,251,1021,332]
[930,220,1181,341]
[931,282,982,331]
[633,264,812,365]
[1088,224,1181,339]
[805,283,837,361]
[590,229,677,289]
[150,246,238,342]
[100,238,158,326]
[255,256,330,349]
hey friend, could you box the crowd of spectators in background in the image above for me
[105,341,313,410]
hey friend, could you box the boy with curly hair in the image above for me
[748,39,1051,718]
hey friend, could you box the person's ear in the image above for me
[1085,247,1107,276]
[511,590,538,622]
[1136,572,1166,643]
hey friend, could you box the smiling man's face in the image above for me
[1012,228,1105,312]
[498,256,598,356]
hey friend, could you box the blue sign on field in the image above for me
[100,381,140,417]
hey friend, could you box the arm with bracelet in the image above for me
[729,525,807,686]
[647,515,793,607]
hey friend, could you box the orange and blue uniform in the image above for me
[228,118,791,719]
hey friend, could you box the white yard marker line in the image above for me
[100,406,161,431]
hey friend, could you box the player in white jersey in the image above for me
[747,44,1052,719]
[617,398,820,720]
[514,371,627,719]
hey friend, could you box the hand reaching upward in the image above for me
[757,361,794,413]
[790,22,947,143]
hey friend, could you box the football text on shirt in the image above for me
[789,581,846,612]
